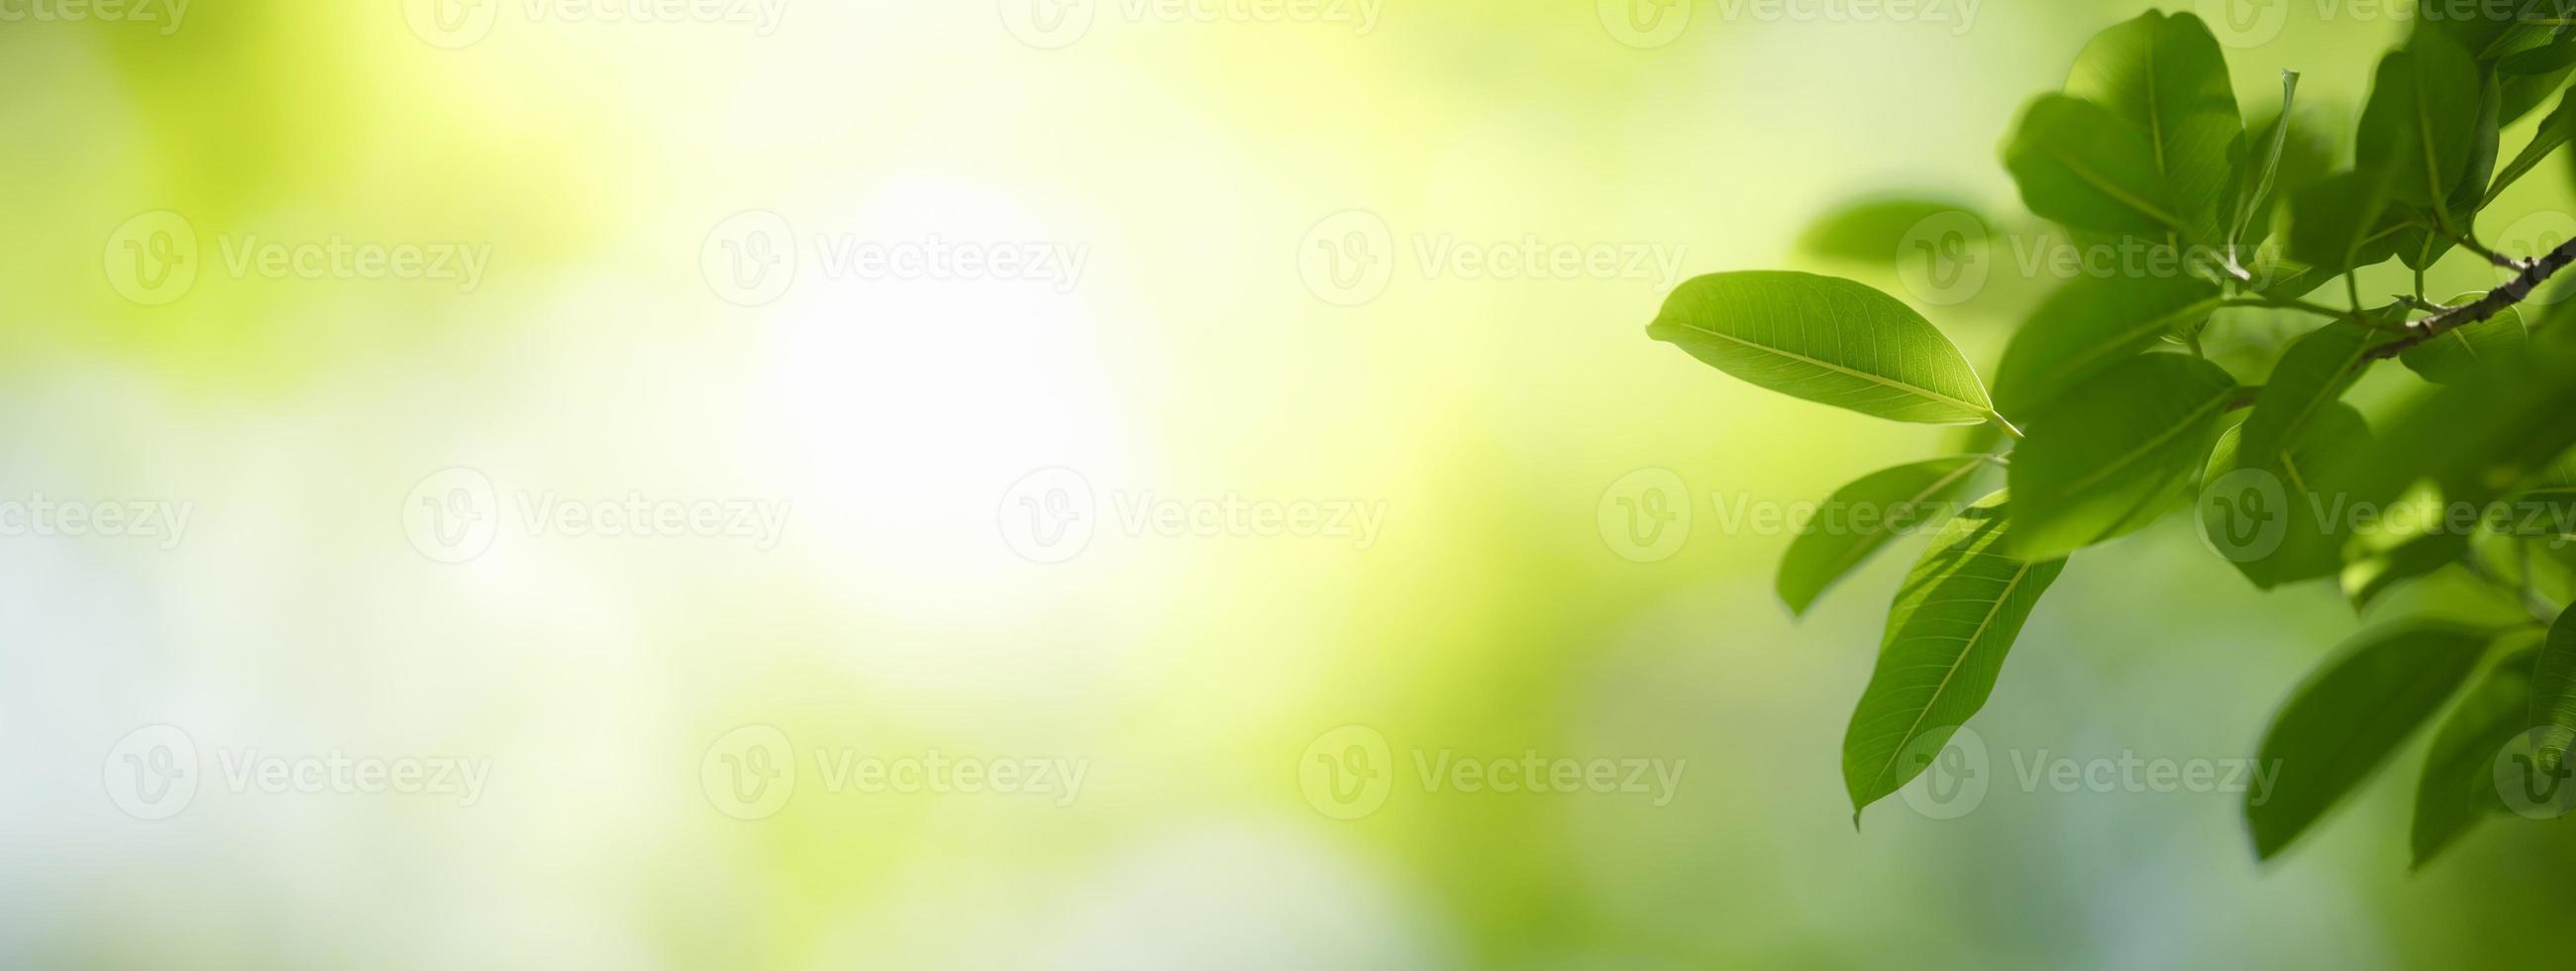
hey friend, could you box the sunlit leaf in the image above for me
[1843,491,2066,816]
[2007,354,2240,559]
[2064,11,2241,247]
[1778,455,1993,615]
[1991,274,2222,414]
[2004,94,2198,242]
[1648,271,1995,424]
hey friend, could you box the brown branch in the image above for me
[2364,234,2576,361]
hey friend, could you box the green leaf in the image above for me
[2007,354,2240,559]
[2240,320,2389,468]
[1796,196,1988,266]
[2530,608,2576,774]
[2200,402,2373,589]
[2231,70,2303,250]
[2483,86,2576,206]
[2413,647,2539,869]
[2004,94,2198,241]
[1648,271,1995,424]
[1991,274,2222,414]
[2064,11,2241,247]
[1777,455,1993,616]
[2401,295,2525,385]
[1843,490,2066,816]
[2355,31,2482,212]
[2318,323,2576,529]
[2248,621,2493,859]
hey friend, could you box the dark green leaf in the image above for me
[2483,86,2576,205]
[1648,271,1995,424]
[2354,31,2482,212]
[2531,608,2576,773]
[2401,294,2525,384]
[2248,621,2492,859]
[2240,320,2388,465]
[1843,490,2066,816]
[2007,354,2240,559]
[2286,170,2400,275]
[2200,402,2373,589]
[2413,647,2538,869]
[1777,455,1993,615]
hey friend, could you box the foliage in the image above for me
[1647,7,2576,865]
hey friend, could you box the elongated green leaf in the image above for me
[2231,70,2302,250]
[2007,354,2240,559]
[2530,608,2576,774]
[2413,647,2538,869]
[2064,11,2241,247]
[2318,322,2576,526]
[1843,490,2066,816]
[1778,455,1993,616]
[2200,402,2373,589]
[2448,70,2506,215]
[2004,94,2196,241]
[1991,274,2222,414]
[2401,295,2525,384]
[1648,271,1995,424]
[2484,86,2576,205]
[2355,31,2482,211]
[2248,621,2493,859]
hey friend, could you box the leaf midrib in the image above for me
[1862,560,2037,799]
[2061,387,2234,495]
[1659,319,1990,415]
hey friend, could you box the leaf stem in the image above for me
[1987,411,2026,441]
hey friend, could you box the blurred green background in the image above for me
[7,0,2576,967]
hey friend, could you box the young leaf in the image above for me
[1843,491,2066,816]
[1991,274,2223,414]
[2354,31,2482,212]
[2413,647,2538,869]
[2400,296,2524,385]
[2530,607,2576,774]
[2483,86,2576,206]
[2003,94,2197,241]
[2006,354,2240,559]
[1778,455,1993,616]
[2063,11,2241,247]
[2247,621,2493,860]
[2231,70,2302,251]
[1648,271,1995,424]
